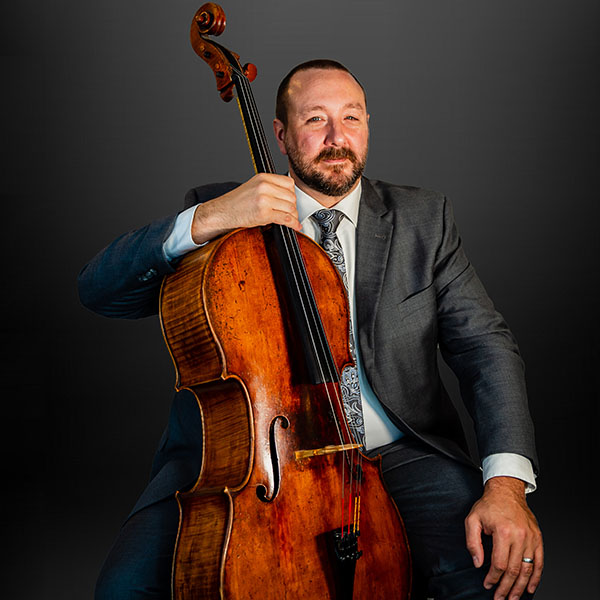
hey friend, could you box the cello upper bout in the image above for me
[160,238,225,389]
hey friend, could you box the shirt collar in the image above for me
[295,179,362,228]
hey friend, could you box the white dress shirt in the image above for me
[163,182,536,492]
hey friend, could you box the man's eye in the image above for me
[346,115,359,121]
[308,116,322,122]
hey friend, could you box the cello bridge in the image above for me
[295,443,362,460]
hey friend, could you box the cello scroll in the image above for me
[190,3,257,102]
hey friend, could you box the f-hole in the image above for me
[256,415,289,502]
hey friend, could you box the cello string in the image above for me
[276,215,365,533]
[282,230,360,446]
[236,67,344,400]
[279,225,361,530]
[233,70,348,434]
[236,68,274,173]
[238,70,365,526]
[235,67,363,530]
[246,68,358,447]
[247,75,364,535]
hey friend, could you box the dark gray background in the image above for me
[2,1,598,598]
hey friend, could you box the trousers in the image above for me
[95,438,534,600]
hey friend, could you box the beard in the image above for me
[285,143,367,197]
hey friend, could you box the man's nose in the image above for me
[324,120,346,146]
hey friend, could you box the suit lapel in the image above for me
[355,178,393,372]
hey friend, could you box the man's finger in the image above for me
[270,208,302,231]
[483,533,510,590]
[464,514,485,568]
[527,542,544,594]
[500,549,535,599]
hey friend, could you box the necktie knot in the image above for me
[311,208,344,242]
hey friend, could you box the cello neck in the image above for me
[224,57,339,386]
[231,67,277,175]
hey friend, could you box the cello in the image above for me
[159,4,411,598]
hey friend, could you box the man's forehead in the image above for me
[288,68,361,91]
[286,69,367,110]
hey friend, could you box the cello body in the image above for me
[160,228,411,598]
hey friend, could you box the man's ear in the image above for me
[273,119,288,156]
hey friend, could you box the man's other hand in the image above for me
[465,476,543,599]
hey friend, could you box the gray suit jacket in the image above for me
[78,177,537,517]
[353,179,536,466]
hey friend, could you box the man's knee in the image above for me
[95,556,141,600]
[94,499,179,599]
[95,544,173,600]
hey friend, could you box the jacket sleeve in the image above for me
[78,182,240,319]
[78,213,179,319]
[434,197,538,472]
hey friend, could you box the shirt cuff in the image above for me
[162,205,206,261]
[482,453,537,494]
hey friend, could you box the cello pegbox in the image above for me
[190,3,254,102]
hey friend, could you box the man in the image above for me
[80,60,543,599]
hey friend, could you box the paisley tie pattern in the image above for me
[311,208,365,446]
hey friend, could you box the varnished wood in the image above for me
[161,229,411,598]
[160,240,223,388]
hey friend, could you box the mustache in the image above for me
[315,147,358,163]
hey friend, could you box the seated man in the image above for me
[80,59,543,600]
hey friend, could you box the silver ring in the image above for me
[522,557,534,564]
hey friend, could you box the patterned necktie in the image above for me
[311,208,365,446]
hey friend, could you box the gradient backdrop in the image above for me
[2,1,598,598]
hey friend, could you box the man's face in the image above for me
[274,68,370,201]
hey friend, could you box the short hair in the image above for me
[275,59,366,126]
